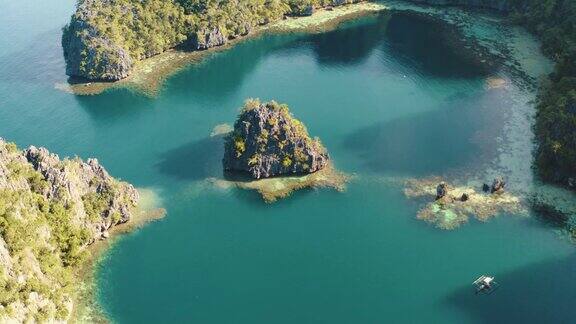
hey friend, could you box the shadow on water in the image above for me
[382,11,498,78]
[167,13,395,102]
[343,90,507,176]
[167,34,303,103]
[305,13,392,66]
[446,253,576,323]
[162,10,499,107]
[73,89,156,122]
[156,135,225,181]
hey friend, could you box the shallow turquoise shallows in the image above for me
[2,1,576,323]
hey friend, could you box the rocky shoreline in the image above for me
[217,98,347,201]
[0,138,163,322]
[59,2,387,96]
[62,0,374,82]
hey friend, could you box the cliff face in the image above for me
[62,0,367,81]
[406,0,513,12]
[62,0,134,81]
[223,99,329,179]
[62,0,188,81]
[0,138,138,322]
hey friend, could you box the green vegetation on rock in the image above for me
[0,139,138,322]
[223,99,329,179]
[63,0,364,80]
[513,1,576,188]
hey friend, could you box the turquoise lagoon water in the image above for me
[1,1,576,323]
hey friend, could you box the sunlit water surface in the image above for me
[1,1,575,323]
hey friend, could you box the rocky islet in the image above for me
[223,99,329,179]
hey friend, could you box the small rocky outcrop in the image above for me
[436,182,448,200]
[490,177,505,193]
[482,177,506,193]
[223,99,329,179]
[405,177,522,230]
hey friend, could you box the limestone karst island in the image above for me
[1,0,576,322]
[219,99,346,202]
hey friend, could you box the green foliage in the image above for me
[282,155,293,167]
[4,143,18,154]
[0,141,136,320]
[248,154,260,166]
[510,0,576,186]
[5,160,49,194]
[288,0,331,16]
[242,97,265,112]
[67,0,363,78]
[82,191,110,222]
[185,0,290,37]
[0,189,82,319]
[230,98,326,173]
[234,136,246,157]
[85,0,189,60]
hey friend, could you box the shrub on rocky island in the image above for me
[223,99,329,179]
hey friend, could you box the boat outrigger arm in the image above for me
[473,275,499,294]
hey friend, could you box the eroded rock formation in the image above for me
[62,0,134,81]
[62,0,370,81]
[223,99,329,179]
[0,138,138,322]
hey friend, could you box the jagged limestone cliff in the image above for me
[62,0,364,81]
[62,0,189,81]
[0,139,138,322]
[223,99,329,179]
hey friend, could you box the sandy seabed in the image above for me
[405,177,524,230]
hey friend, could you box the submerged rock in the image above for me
[212,163,348,202]
[436,182,448,200]
[405,177,523,229]
[223,99,329,179]
[491,177,506,193]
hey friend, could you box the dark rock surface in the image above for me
[0,138,140,321]
[223,99,329,179]
[62,0,133,81]
[189,27,228,50]
[436,182,448,200]
[0,138,138,241]
[491,177,505,193]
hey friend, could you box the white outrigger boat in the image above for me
[473,275,499,294]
